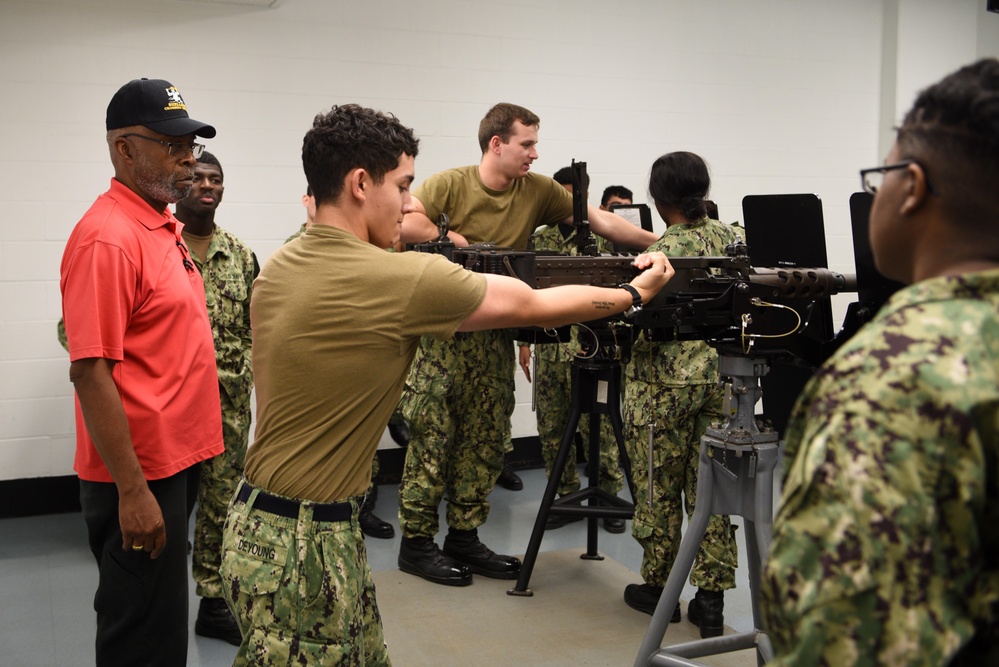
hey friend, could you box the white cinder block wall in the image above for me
[1,0,996,482]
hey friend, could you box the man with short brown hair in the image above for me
[396,103,660,586]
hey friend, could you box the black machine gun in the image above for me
[630,242,859,366]
[417,236,860,369]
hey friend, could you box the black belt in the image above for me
[236,483,353,523]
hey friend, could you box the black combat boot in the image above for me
[443,528,521,579]
[194,597,242,646]
[623,583,681,622]
[603,517,626,533]
[398,536,472,586]
[686,588,724,638]
[358,484,394,539]
[544,498,583,530]
[497,462,523,490]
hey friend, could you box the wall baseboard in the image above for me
[0,476,82,519]
[0,436,546,520]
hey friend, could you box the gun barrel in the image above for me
[747,267,857,299]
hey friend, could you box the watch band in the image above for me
[619,284,643,318]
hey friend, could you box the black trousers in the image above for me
[80,465,200,667]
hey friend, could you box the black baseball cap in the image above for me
[106,78,216,138]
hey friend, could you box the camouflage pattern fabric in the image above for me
[528,225,622,496]
[363,456,378,515]
[761,271,999,666]
[57,318,68,351]
[221,483,390,666]
[192,225,257,599]
[285,223,307,245]
[623,381,737,589]
[534,344,623,495]
[623,217,743,591]
[194,387,252,598]
[398,330,515,538]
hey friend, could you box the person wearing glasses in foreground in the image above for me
[761,58,999,666]
[221,104,673,666]
[60,79,222,666]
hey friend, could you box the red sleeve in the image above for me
[62,240,137,363]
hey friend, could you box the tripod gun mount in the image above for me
[508,314,640,597]
[411,212,458,260]
[413,238,862,625]
[627,250,862,666]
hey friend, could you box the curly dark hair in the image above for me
[303,104,419,206]
[897,58,999,222]
[648,152,710,222]
[478,103,540,153]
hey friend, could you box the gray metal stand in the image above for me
[634,354,778,667]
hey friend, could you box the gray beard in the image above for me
[133,151,190,204]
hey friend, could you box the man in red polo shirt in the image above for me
[60,78,223,667]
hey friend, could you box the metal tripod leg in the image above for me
[509,357,636,595]
[581,409,606,561]
[581,374,638,560]
[634,354,778,666]
[608,392,639,514]
[634,438,778,666]
[508,400,583,596]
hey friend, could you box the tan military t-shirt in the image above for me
[415,165,573,249]
[245,225,487,502]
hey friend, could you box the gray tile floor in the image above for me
[0,466,763,667]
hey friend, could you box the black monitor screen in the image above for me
[741,193,833,434]
[849,191,905,311]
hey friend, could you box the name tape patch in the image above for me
[236,537,287,565]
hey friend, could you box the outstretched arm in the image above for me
[459,252,672,331]
[585,205,659,250]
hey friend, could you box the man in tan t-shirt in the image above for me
[219,104,673,666]
[395,103,661,587]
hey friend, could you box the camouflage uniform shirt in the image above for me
[188,223,257,599]
[190,224,257,409]
[761,269,999,666]
[627,218,743,386]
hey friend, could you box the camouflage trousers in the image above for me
[398,330,515,538]
[535,354,623,497]
[194,388,251,598]
[622,380,738,591]
[221,482,389,666]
